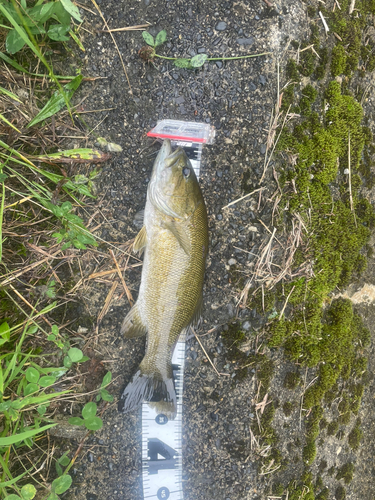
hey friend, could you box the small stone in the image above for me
[216,21,227,31]
[172,73,179,81]
[259,75,266,85]
[228,258,237,266]
[344,168,349,175]
[216,213,223,221]
[248,226,258,232]
[242,321,251,331]
[210,412,219,421]
[216,170,223,177]
[236,37,255,46]
[215,61,223,68]
[260,144,267,154]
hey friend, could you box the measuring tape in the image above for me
[141,121,215,500]
[141,333,186,500]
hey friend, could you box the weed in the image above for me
[139,29,270,68]
[68,402,103,432]
[0,0,82,54]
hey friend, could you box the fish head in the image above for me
[149,139,202,219]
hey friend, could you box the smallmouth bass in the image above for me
[119,139,209,419]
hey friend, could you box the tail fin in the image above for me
[119,366,177,420]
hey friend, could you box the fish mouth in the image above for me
[165,147,185,168]
[155,139,172,170]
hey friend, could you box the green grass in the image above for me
[0,2,115,499]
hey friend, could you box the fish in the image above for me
[119,139,209,419]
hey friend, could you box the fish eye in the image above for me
[182,167,190,178]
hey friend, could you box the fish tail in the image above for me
[119,363,177,420]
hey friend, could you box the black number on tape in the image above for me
[148,438,178,475]
[157,487,170,499]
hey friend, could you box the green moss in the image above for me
[283,371,302,390]
[316,487,329,500]
[336,463,354,484]
[328,466,335,477]
[283,401,294,417]
[315,46,329,79]
[351,356,368,377]
[335,485,346,500]
[303,440,316,465]
[286,58,301,82]
[331,44,347,76]
[307,6,316,17]
[319,418,327,430]
[257,358,274,397]
[287,473,315,500]
[327,420,339,436]
[256,5,375,495]
[272,483,284,495]
[348,419,363,450]
[315,487,329,500]
[315,476,323,490]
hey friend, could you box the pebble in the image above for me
[228,258,237,266]
[236,37,255,45]
[260,144,267,154]
[259,75,267,85]
[216,213,223,221]
[215,61,223,68]
[242,321,251,331]
[216,21,227,31]
[216,170,223,177]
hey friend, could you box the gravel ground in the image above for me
[51,1,375,499]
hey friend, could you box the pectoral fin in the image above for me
[121,303,147,338]
[133,225,147,255]
[164,220,191,256]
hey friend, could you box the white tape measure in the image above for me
[141,334,186,500]
[141,121,215,500]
